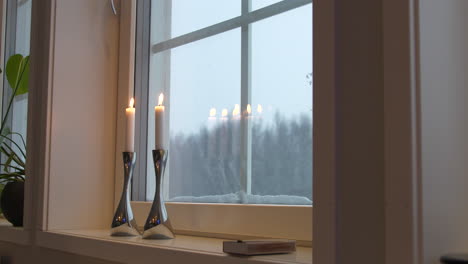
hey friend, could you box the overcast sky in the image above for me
[149,0,312,135]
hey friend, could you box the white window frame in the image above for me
[115,0,313,244]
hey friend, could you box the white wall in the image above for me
[419,1,468,263]
[46,0,119,230]
[0,0,121,262]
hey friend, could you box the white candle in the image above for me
[221,108,228,120]
[125,98,135,152]
[232,104,240,120]
[208,107,217,128]
[256,104,263,120]
[155,93,165,149]
[257,104,263,114]
[246,104,252,116]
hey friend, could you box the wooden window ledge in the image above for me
[36,229,312,264]
[0,218,29,245]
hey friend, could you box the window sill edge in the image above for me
[36,229,312,264]
[0,219,30,245]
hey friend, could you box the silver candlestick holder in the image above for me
[110,152,140,236]
[142,149,175,239]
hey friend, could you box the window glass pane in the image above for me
[0,0,31,195]
[146,2,313,205]
[251,0,282,11]
[151,0,241,44]
[147,29,241,201]
[12,0,31,145]
[250,4,312,204]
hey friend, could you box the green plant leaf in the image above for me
[6,55,23,89]
[16,55,29,95]
[0,133,25,159]
[6,54,29,95]
[0,163,24,172]
[1,145,24,168]
[4,155,13,173]
[9,132,26,151]
[0,173,25,182]
[0,126,10,145]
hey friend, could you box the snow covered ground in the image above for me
[169,191,312,205]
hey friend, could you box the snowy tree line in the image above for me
[167,112,312,203]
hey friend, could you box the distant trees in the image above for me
[168,112,312,202]
[306,72,312,86]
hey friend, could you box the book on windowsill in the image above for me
[223,239,296,256]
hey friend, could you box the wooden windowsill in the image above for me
[0,218,29,245]
[36,229,312,264]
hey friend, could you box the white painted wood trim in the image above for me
[409,1,422,262]
[121,0,312,242]
[0,219,28,245]
[133,202,312,243]
[36,229,312,264]
[113,0,136,209]
[0,0,57,244]
[151,0,312,54]
[31,0,119,231]
[239,0,253,195]
[312,0,336,262]
[383,0,422,263]
[25,0,56,233]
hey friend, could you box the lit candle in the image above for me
[209,108,217,121]
[232,104,240,120]
[245,104,252,119]
[208,107,217,130]
[221,108,228,120]
[125,98,135,152]
[155,93,165,149]
[257,104,263,114]
[256,104,263,120]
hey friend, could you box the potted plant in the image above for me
[0,54,29,226]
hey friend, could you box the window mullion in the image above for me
[145,0,172,202]
[133,0,151,201]
[161,0,172,201]
[240,0,252,196]
[151,0,312,54]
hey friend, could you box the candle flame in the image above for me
[158,93,164,105]
[232,104,240,116]
[209,108,217,117]
[129,98,135,108]
[246,104,252,115]
[222,109,228,117]
[257,104,263,113]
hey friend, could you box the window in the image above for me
[134,0,312,204]
[0,0,31,189]
[0,0,31,227]
[1,0,31,146]
[131,0,312,241]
